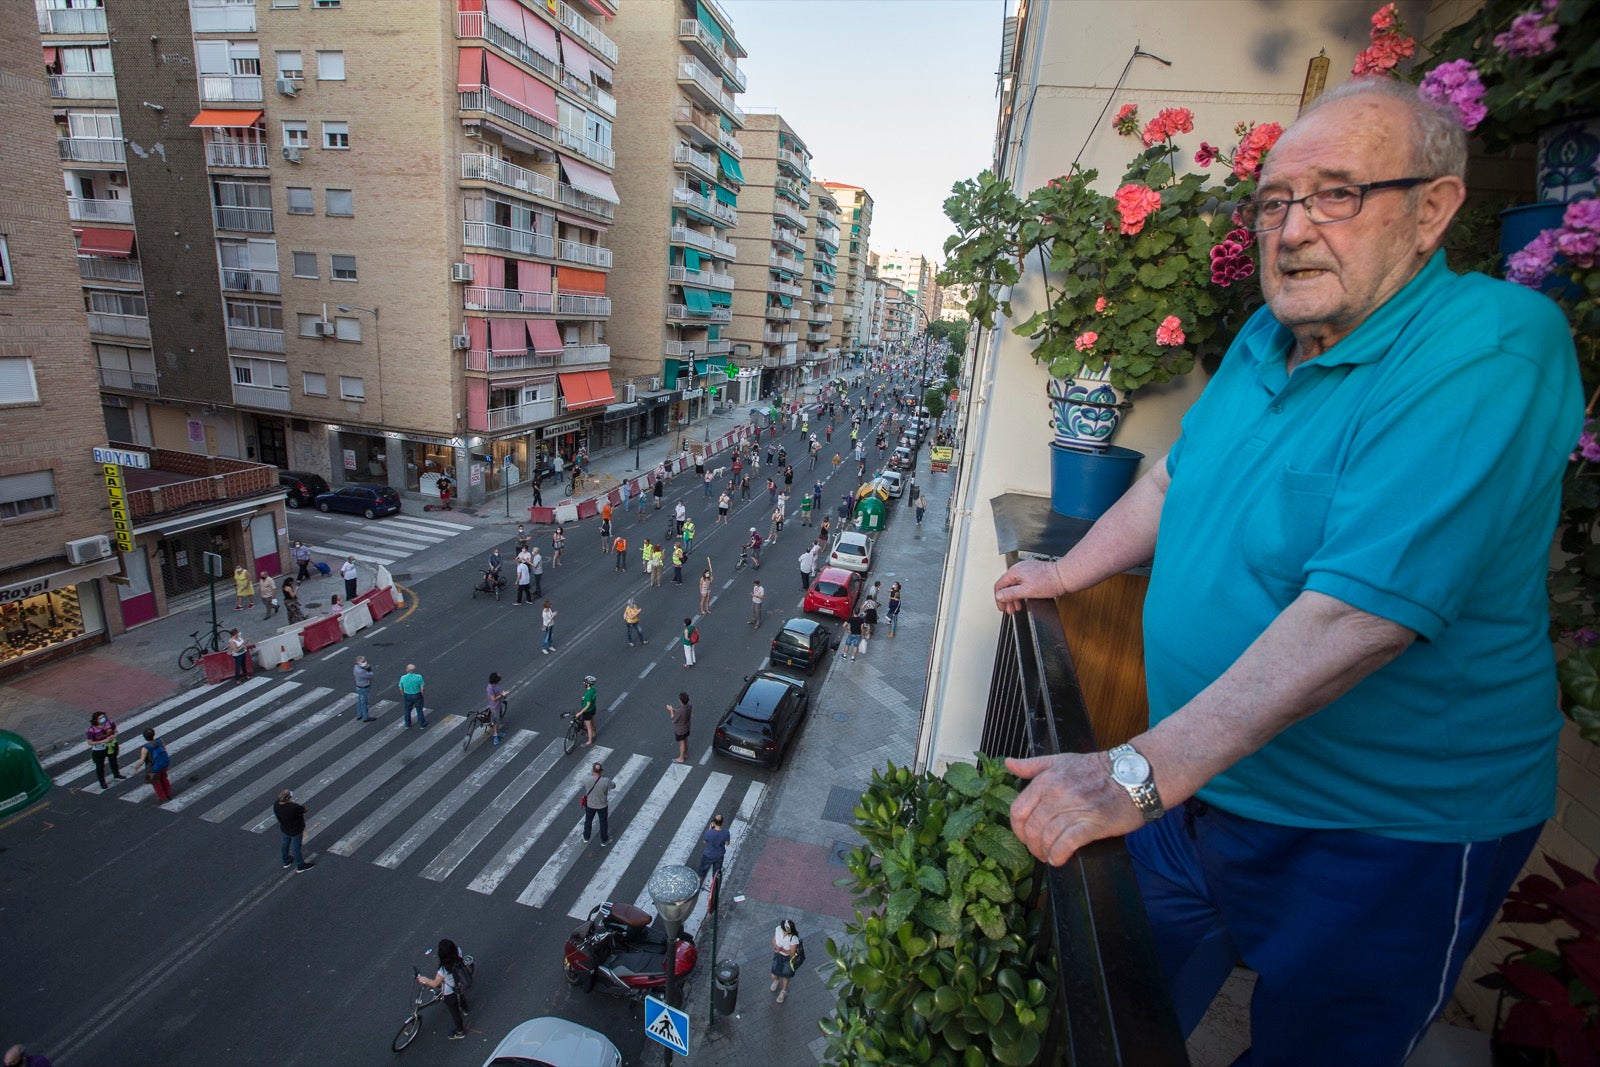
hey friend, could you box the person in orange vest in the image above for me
[613,534,628,571]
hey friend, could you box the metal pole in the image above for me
[663,915,682,1067]
[707,872,721,1027]
[209,568,218,647]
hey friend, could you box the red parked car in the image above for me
[803,567,859,620]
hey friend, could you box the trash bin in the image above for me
[713,959,739,1015]
[0,730,50,817]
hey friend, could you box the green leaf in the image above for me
[886,887,920,931]
[941,804,983,843]
[972,823,1034,877]
[944,760,985,797]
[916,865,949,895]
[969,898,1008,940]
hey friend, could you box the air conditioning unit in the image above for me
[276,78,299,97]
[66,535,112,565]
[450,262,474,283]
[315,320,336,337]
[622,383,636,403]
[451,334,470,350]
[649,376,662,391]
[282,146,302,163]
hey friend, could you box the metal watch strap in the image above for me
[1109,743,1166,822]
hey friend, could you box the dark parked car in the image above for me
[314,483,402,519]
[769,618,837,676]
[279,470,331,509]
[712,671,810,767]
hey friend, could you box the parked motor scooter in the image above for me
[563,901,697,999]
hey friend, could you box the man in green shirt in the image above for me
[399,664,427,729]
[577,674,597,746]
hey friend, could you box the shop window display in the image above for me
[1,584,102,665]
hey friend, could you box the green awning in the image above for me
[718,150,745,185]
[683,248,701,271]
[713,184,738,206]
[777,295,792,308]
[663,360,680,389]
[682,287,713,314]
[709,289,732,306]
[697,1,724,45]
[708,326,720,341]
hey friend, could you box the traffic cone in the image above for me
[277,642,292,671]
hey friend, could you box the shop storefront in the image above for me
[404,440,458,497]
[0,559,118,676]
[540,417,590,470]
[599,402,640,449]
[337,430,391,486]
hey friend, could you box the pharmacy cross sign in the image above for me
[644,995,689,1056]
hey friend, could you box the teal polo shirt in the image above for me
[1146,251,1581,842]
[399,672,424,696]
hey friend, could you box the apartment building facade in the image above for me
[820,180,872,358]
[608,0,746,438]
[802,180,840,382]
[726,111,811,401]
[877,248,935,326]
[40,0,622,530]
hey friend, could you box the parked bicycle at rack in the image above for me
[177,624,225,671]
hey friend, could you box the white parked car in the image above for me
[828,529,873,573]
[483,1017,621,1067]
[876,470,905,498]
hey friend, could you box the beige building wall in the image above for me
[822,181,872,355]
[727,111,810,395]
[802,180,839,371]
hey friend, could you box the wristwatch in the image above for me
[1108,743,1165,822]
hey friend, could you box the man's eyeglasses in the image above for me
[1238,177,1436,232]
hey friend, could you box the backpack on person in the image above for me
[450,957,475,994]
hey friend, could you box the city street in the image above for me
[0,372,928,1066]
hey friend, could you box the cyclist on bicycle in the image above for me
[479,672,508,746]
[416,938,471,1041]
[746,528,764,570]
[577,675,598,746]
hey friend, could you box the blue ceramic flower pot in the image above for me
[1050,443,1143,521]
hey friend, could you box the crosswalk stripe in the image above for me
[244,715,462,833]
[333,530,438,551]
[515,753,651,909]
[41,684,220,771]
[306,544,397,567]
[327,729,481,858]
[420,736,567,882]
[568,762,692,919]
[467,746,615,897]
[388,514,474,533]
[371,729,535,869]
[119,684,309,803]
[164,695,357,814]
[685,780,765,941]
[626,771,731,917]
[55,677,275,787]
[198,699,360,823]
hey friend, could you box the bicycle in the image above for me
[392,951,474,1053]
[177,624,225,671]
[559,710,583,755]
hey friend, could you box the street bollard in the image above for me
[712,959,739,1017]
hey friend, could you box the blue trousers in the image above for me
[354,687,370,720]
[1127,799,1541,1067]
[402,692,426,728]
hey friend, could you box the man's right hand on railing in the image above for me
[1006,751,1147,866]
[992,558,1066,612]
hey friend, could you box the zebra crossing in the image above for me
[62,679,765,924]
[295,512,475,569]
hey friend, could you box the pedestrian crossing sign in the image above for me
[644,995,690,1056]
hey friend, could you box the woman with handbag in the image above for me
[84,712,124,790]
[771,919,802,1003]
[681,617,698,668]
[131,727,173,803]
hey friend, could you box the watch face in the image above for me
[1111,751,1150,786]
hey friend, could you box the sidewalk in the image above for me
[688,433,952,1065]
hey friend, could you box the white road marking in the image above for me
[686,781,767,939]
[638,661,656,679]
[607,692,628,712]
[164,695,356,814]
[41,684,221,770]
[419,736,566,881]
[198,704,362,823]
[366,626,387,639]
[466,746,615,896]
[627,771,730,915]
[514,753,650,908]
[118,685,312,802]
[307,544,397,567]
[366,730,535,866]
[388,514,474,533]
[568,761,693,919]
[322,646,349,659]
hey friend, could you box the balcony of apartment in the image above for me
[557,292,611,317]
[66,197,132,224]
[484,397,558,432]
[773,200,806,230]
[816,207,841,229]
[231,381,290,411]
[774,176,809,208]
[676,19,747,94]
[718,128,743,159]
[78,255,143,285]
[665,339,732,357]
[766,306,800,322]
[463,221,556,259]
[97,366,159,394]
[459,87,559,153]
[557,2,618,65]
[556,181,615,222]
[776,145,810,179]
[768,251,802,274]
[199,75,264,104]
[673,143,718,182]
[226,324,285,354]
[670,225,737,260]
[459,11,560,87]
[58,136,123,164]
[669,265,734,291]
[559,342,610,367]
[47,73,116,101]
[771,226,805,253]
[673,102,723,151]
[672,185,738,228]
[770,279,802,299]
[555,125,615,169]
[676,57,744,128]
[39,4,108,33]
[116,444,279,520]
[188,0,257,34]
[464,286,554,314]
[462,153,556,205]
[763,329,799,345]
[666,303,731,324]
[213,204,272,234]
[464,346,556,373]
[87,312,150,342]
[221,266,281,296]
[557,239,613,269]
[205,140,268,168]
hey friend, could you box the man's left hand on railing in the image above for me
[1006,751,1146,865]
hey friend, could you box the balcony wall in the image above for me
[48,73,116,100]
[117,444,278,519]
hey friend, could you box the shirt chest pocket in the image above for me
[1239,466,1338,585]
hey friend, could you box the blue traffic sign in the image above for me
[644,995,689,1056]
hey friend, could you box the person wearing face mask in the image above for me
[85,711,124,790]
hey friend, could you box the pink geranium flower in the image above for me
[1155,316,1186,346]
[1232,123,1283,179]
[1194,142,1220,167]
[1112,103,1140,137]
[1074,331,1099,352]
[1140,107,1196,147]
[1418,59,1488,131]
[1114,183,1163,235]
[1094,296,1108,313]
[1493,10,1560,58]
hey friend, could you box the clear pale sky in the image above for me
[723,0,1003,268]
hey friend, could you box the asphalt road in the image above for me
[0,371,923,1067]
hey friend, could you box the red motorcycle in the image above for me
[563,901,697,999]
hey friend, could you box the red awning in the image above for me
[189,109,264,128]
[489,318,525,353]
[559,370,615,411]
[78,228,135,257]
[558,154,619,204]
[574,0,612,18]
[528,318,563,354]
[43,46,58,68]
[560,35,595,85]
[457,47,485,91]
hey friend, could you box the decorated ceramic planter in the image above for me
[1047,373,1129,452]
[1050,443,1143,520]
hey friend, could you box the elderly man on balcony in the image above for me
[994,78,1581,1065]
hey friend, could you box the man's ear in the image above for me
[1417,175,1467,254]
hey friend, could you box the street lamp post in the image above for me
[648,864,702,1066]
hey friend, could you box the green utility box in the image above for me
[854,495,887,532]
[0,730,50,817]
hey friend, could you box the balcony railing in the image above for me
[78,256,143,284]
[672,185,737,227]
[87,311,150,340]
[97,366,159,393]
[555,125,615,169]
[669,226,736,259]
[557,292,611,316]
[676,57,743,126]
[776,145,810,178]
[774,201,805,229]
[58,136,123,164]
[459,11,559,81]
[762,329,798,344]
[978,593,1189,1065]
[806,329,831,342]
[484,398,558,431]
[676,20,746,93]
[670,265,734,290]
[817,208,841,228]
[189,0,256,33]
[560,343,610,366]
[558,2,618,64]
[464,286,554,314]
[463,221,556,259]
[48,73,116,100]
[226,324,286,353]
[556,181,615,220]
[673,102,722,147]
[67,197,132,224]
[557,239,612,268]
[666,303,731,323]
[770,280,802,298]
[118,444,278,519]
[206,141,268,168]
[39,6,109,33]
[462,152,556,202]
[464,348,556,373]
[665,339,732,357]
[213,204,273,233]
[200,75,263,103]
[673,143,717,179]
[221,267,281,295]
[231,382,290,411]
[772,226,805,252]
[459,87,558,148]
[769,252,801,274]
[767,306,800,322]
